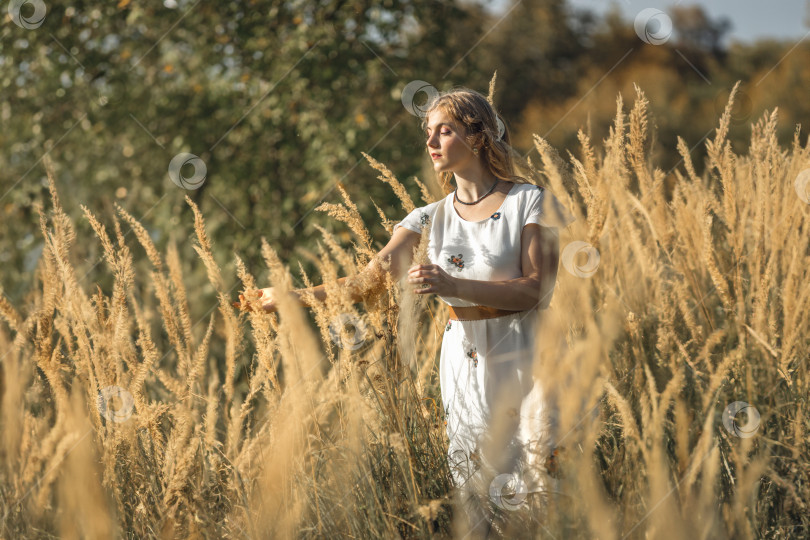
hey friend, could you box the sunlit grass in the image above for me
[1,82,808,539]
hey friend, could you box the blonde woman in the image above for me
[240,87,573,528]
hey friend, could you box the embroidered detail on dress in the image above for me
[545,446,566,479]
[445,320,452,332]
[448,253,465,270]
[419,211,429,227]
[490,211,501,220]
[466,347,478,367]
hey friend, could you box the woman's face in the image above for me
[424,109,475,173]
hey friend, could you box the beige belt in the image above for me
[447,305,522,321]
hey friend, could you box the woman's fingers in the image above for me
[234,288,280,314]
[234,292,263,312]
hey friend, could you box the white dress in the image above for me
[393,182,573,501]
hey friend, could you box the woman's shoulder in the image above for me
[413,198,444,217]
[512,181,544,198]
[516,181,577,228]
[393,198,444,234]
[504,176,542,191]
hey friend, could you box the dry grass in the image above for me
[1,84,808,539]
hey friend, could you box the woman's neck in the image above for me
[453,171,501,201]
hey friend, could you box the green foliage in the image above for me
[1,0,808,328]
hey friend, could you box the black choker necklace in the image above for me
[454,179,500,205]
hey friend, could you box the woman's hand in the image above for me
[407,264,458,297]
[234,287,279,313]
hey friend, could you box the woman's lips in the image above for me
[431,153,442,159]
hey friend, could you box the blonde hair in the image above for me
[421,87,533,195]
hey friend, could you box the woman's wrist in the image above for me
[449,275,463,300]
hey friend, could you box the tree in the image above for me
[671,5,731,54]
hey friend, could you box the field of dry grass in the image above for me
[1,83,808,538]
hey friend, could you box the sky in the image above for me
[488,0,810,44]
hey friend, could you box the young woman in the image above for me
[240,87,573,525]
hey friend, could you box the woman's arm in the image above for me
[290,270,387,308]
[238,227,422,312]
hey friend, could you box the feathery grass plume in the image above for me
[622,197,662,306]
[116,204,189,373]
[228,355,268,459]
[259,237,322,388]
[27,207,83,508]
[605,94,629,186]
[0,286,22,331]
[412,175,438,205]
[251,242,327,537]
[361,151,416,213]
[532,135,573,202]
[289,247,343,365]
[162,419,200,531]
[33,204,63,323]
[513,152,544,187]
[395,216,433,383]
[330,269,388,371]
[604,381,642,456]
[626,84,654,199]
[567,151,594,217]
[676,136,701,185]
[57,387,115,539]
[42,156,77,273]
[81,205,117,272]
[185,195,244,410]
[301,238,355,367]
[673,278,703,344]
[0,332,32,513]
[114,203,164,272]
[700,202,734,311]
[568,160,606,243]
[32,426,85,513]
[577,128,599,186]
[201,371,223,471]
[310,223,357,278]
[531,134,581,237]
[129,291,161,421]
[42,171,95,356]
[728,454,770,537]
[308,221,389,316]
[109,217,137,372]
[185,195,224,292]
[575,429,620,540]
[0,326,26,456]
[487,70,497,106]
[642,369,689,540]
[234,254,280,391]
[314,183,375,265]
[368,197,399,235]
[166,240,194,353]
[187,313,215,405]
[706,81,740,233]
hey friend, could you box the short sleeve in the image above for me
[393,206,428,234]
[524,186,576,228]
